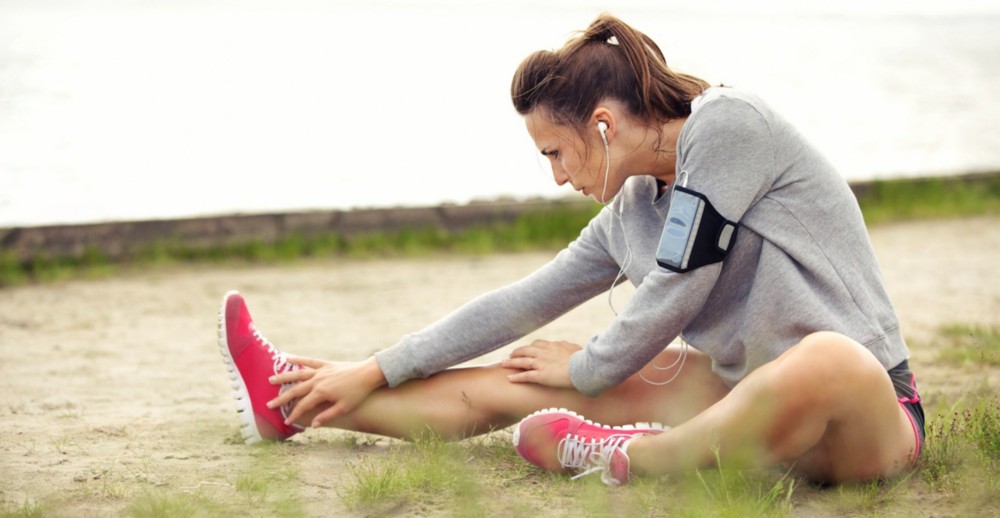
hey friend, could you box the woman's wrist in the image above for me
[362,356,389,390]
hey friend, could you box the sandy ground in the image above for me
[1,215,998,516]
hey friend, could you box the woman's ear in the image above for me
[591,106,616,143]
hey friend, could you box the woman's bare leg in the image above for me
[622,332,918,482]
[296,346,731,440]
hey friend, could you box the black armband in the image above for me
[655,185,739,273]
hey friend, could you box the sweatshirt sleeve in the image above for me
[374,211,623,387]
[568,95,780,396]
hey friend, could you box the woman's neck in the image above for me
[633,117,686,186]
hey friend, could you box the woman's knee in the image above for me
[768,331,888,408]
[788,331,867,359]
[779,332,881,377]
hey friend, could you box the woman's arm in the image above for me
[374,213,624,387]
[568,93,782,396]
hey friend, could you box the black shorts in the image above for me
[888,360,925,460]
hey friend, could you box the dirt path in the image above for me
[1,216,997,516]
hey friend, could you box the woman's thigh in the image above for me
[770,333,918,482]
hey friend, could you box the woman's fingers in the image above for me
[506,369,540,384]
[270,368,316,385]
[501,355,536,371]
[510,341,548,357]
[506,339,576,370]
[286,356,327,369]
[282,390,321,426]
[505,339,579,388]
[507,341,553,367]
[311,402,348,428]
[267,376,313,410]
[507,346,529,359]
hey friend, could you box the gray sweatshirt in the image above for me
[374,87,909,396]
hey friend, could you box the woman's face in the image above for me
[524,110,624,203]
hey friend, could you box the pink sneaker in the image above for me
[217,290,304,444]
[513,408,667,486]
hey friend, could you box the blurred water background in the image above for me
[2,0,999,227]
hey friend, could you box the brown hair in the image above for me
[511,13,709,130]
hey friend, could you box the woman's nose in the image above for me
[552,166,570,186]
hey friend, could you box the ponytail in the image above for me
[511,13,708,128]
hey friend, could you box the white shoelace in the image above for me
[253,330,302,427]
[559,434,632,486]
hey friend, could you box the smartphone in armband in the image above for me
[655,186,739,273]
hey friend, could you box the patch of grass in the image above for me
[921,415,965,492]
[463,430,536,481]
[934,324,1000,367]
[320,431,384,448]
[233,472,269,496]
[688,467,796,517]
[116,440,305,518]
[124,491,208,518]
[231,442,305,517]
[0,251,28,286]
[853,172,1000,225]
[921,395,1000,495]
[0,499,48,518]
[520,461,800,517]
[90,466,130,502]
[970,404,1000,463]
[645,448,797,518]
[816,474,914,517]
[341,430,486,514]
[49,435,76,455]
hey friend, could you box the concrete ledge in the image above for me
[0,198,593,263]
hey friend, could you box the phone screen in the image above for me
[656,189,704,270]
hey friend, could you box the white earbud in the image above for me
[597,121,609,146]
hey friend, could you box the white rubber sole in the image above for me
[512,407,668,447]
[217,290,264,445]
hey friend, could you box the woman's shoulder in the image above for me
[694,86,771,113]
[684,87,778,139]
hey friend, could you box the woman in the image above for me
[218,13,923,486]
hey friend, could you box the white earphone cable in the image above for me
[599,123,687,385]
[639,339,689,386]
[598,125,632,316]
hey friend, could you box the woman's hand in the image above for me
[503,339,580,389]
[267,356,387,428]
